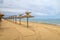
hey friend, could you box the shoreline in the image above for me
[6,19,60,27]
[9,19,60,26]
[20,20,60,27]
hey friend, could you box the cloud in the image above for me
[0,0,60,19]
[32,12,48,16]
[0,8,26,13]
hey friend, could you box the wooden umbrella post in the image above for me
[12,16,14,22]
[20,18,21,25]
[27,17,28,28]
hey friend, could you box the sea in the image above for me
[19,18,60,26]
[10,18,60,26]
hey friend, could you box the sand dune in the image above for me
[0,20,60,40]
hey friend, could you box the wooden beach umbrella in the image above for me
[9,16,15,21]
[9,15,17,22]
[0,13,4,17]
[6,17,10,20]
[23,11,34,28]
[13,15,17,23]
[18,14,24,25]
[7,16,11,19]
[6,16,12,21]
[0,12,4,21]
[0,12,4,27]
[7,15,17,23]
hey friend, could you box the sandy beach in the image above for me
[17,20,60,40]
[0,19,60,40]
[1,0,60,40]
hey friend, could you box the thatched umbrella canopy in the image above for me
[23,12,34,18]
[0,13,4,17]
[18,14,22,18]
[23,11,34,28]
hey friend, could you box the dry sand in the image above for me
[0,20,36,40]
[17,21,60,40]
[0,20,60,40]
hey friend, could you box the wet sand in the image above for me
[0,20,60,40]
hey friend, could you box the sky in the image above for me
[0,0,60,19]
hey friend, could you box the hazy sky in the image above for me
[0,0,60,19]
